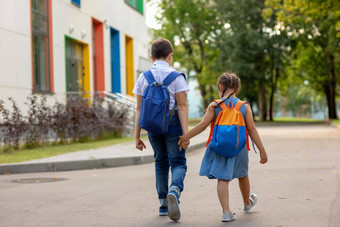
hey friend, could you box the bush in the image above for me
[0,95,130,152]
[0,99,27,152]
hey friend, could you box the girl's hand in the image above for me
[260,151,268,164]
[178,135,189,151]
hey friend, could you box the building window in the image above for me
[32,0,51,92]
[71,0,81,8]
[125,0,143,14]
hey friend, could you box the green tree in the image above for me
[152,0,222,108]
[216,0,290,121]
[265,0,340,119]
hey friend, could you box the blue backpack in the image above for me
[139,70,186,135]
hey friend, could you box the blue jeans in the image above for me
[148,113,187,200]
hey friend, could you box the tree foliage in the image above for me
[151,0,339,119]
[153,0,222,108]
[265,0,340,119]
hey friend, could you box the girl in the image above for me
[178,72,268,222]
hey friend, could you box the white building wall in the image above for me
[0,0,151,110]
[0,0,32,110]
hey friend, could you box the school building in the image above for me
[0,0,151,109]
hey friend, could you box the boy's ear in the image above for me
[168,52,173,61]
[150,56,156,62]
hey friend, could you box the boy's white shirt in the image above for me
[132,60,190,109]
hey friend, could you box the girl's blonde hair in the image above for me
[217,72,241,98]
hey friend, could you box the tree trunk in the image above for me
[199,84,208,109]
[269,67,279,121]
[324,54,338,119]
[258,82,267,121]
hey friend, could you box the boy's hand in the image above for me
[136,138,146,151]
[260,151,268,164]
[178,136,189,151]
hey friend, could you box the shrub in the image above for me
[0,95,131,152]
[0,99,27,152]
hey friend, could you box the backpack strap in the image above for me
[206,99,226,147]
[162,71,186,86]
[216,99,228,110]
[143,70,156,85]
[234,100,245,110]
[235,100,256,152]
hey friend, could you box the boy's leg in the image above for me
[165,117,187,195]
[165,115,187,221]
[148,133,169,208]
[238,176,251,205]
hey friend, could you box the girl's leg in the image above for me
[217,180,232,214]
[238,176,251,205]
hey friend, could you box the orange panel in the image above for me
[92,19,105,92]
[216,109,246,126]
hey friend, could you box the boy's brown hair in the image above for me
[217,72,241,97]
[151,38,173,59]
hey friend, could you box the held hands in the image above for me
[178,135,190,151]
[136,138,146,151]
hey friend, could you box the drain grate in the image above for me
[12,177,68,184]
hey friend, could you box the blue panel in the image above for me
[71,0,81,7]
[110,28,121,93]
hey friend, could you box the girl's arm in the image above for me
[179,102,216,147]
[245,104,268,164]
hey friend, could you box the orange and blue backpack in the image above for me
[206,99,251,157]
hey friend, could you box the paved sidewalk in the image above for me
[1,124,339,226]
[0,129,210,174]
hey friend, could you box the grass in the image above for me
[188,118,202,126]
[189,117,327,126]
[332,119,340,125]
[255,117,326,124]
[0,136,146,164]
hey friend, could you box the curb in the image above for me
[0,142,206,175]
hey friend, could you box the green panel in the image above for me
[125,0,143,14]
[137,0,143,14]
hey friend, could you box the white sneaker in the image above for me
[243,193,258,212]
[222,212,235,222]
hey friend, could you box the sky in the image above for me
[145,0,162,30]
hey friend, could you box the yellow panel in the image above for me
[82,44,90,100]
[125,36,134,96]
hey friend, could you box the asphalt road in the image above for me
[0,124,339,227]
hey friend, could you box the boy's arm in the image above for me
[135,95,146,151]
[176,91,189,135]
[245,104,268,164]
[180,102,215,142]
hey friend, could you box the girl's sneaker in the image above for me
[243,193,258,212]
[222,212,235,222]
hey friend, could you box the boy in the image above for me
[133,38,189,221]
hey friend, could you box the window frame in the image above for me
[31,0,53,93]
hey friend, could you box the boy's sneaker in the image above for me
[167,191,180,221]
[222,212,235,222]
[159,206,168,216]
[243,193,258,212]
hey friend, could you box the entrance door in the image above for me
[92,19,105,92]
[111,27,121,93]
[125,35,134,96]
[66,39,84,93]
